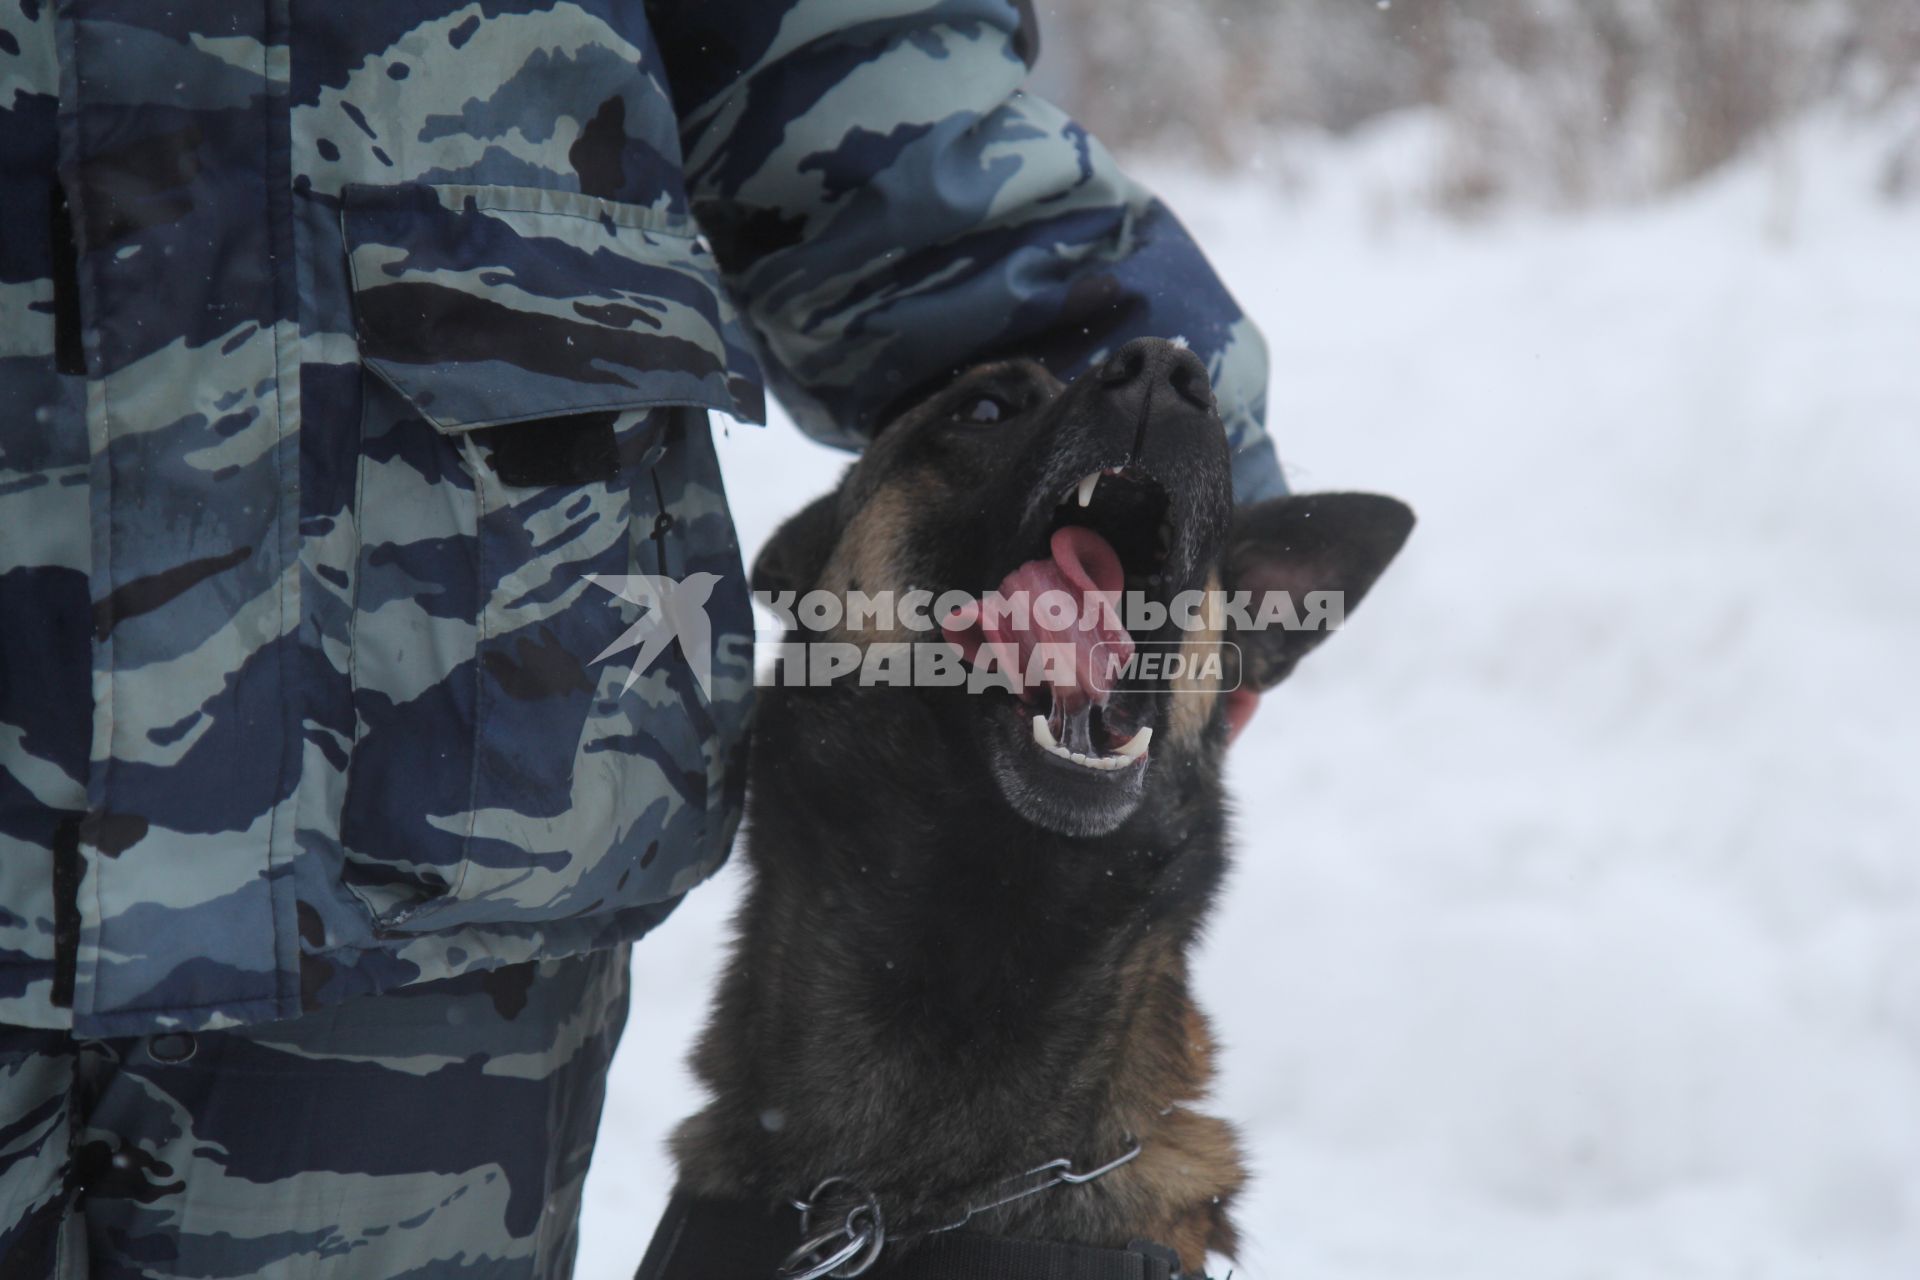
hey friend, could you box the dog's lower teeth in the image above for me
[1033,725,1143,771]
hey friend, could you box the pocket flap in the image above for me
[343,183,766,432]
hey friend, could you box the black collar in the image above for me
[637,1189,1182,1280]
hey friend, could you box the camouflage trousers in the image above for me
[0,946,630,1279]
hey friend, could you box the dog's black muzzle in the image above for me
[1008,338,1234,598]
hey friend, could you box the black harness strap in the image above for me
[636,1190,1179,1280]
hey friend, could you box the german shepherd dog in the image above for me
[665,339,1412,1275]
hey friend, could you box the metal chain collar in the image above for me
[778,1138,1144,1280]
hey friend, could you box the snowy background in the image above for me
[573,73,1920,1280]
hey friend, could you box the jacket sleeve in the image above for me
[646,0,1285,502]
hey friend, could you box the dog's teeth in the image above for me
[1075,471,1101,508]
[1039,729,1144,771]
[1032,715,1057,749]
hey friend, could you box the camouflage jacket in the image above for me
[0,0,1279,1037]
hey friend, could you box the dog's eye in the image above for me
[954,394,1011,425]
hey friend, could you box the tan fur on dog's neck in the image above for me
[1077,934,1246,1264]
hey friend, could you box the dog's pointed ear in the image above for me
[1226,492,1414,693]
[751,492,842,599]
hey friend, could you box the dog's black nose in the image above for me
[1046,336,1228,500]
[1097,338,1215,412]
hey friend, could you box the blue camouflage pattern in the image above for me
[0,0,1279,1043]
[0,947,629,1278]
[651,0,1280,495]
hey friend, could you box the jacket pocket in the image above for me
[342,182,763,430]
[338,183,760,934]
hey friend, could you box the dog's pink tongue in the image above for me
[1049,525,1126,597]
[972,526,1133,711]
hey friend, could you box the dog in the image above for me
[653,339,1412,1277]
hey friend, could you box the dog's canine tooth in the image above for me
[1032,715,1057,749]
[1075,470,1101,508]
[1114,727,1152,760]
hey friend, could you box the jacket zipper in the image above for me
[49,183,84,376]
[49,180,85,1009]
[50,814,81,1008]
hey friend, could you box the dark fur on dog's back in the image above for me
[672,343,1411,1270]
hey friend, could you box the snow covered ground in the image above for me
[576,118,1920,1279]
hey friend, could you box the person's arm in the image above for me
[648,0,1284,502]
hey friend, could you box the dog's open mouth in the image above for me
[940,467,1172,776]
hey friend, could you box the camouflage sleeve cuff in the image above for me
[655,1,1284,498]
